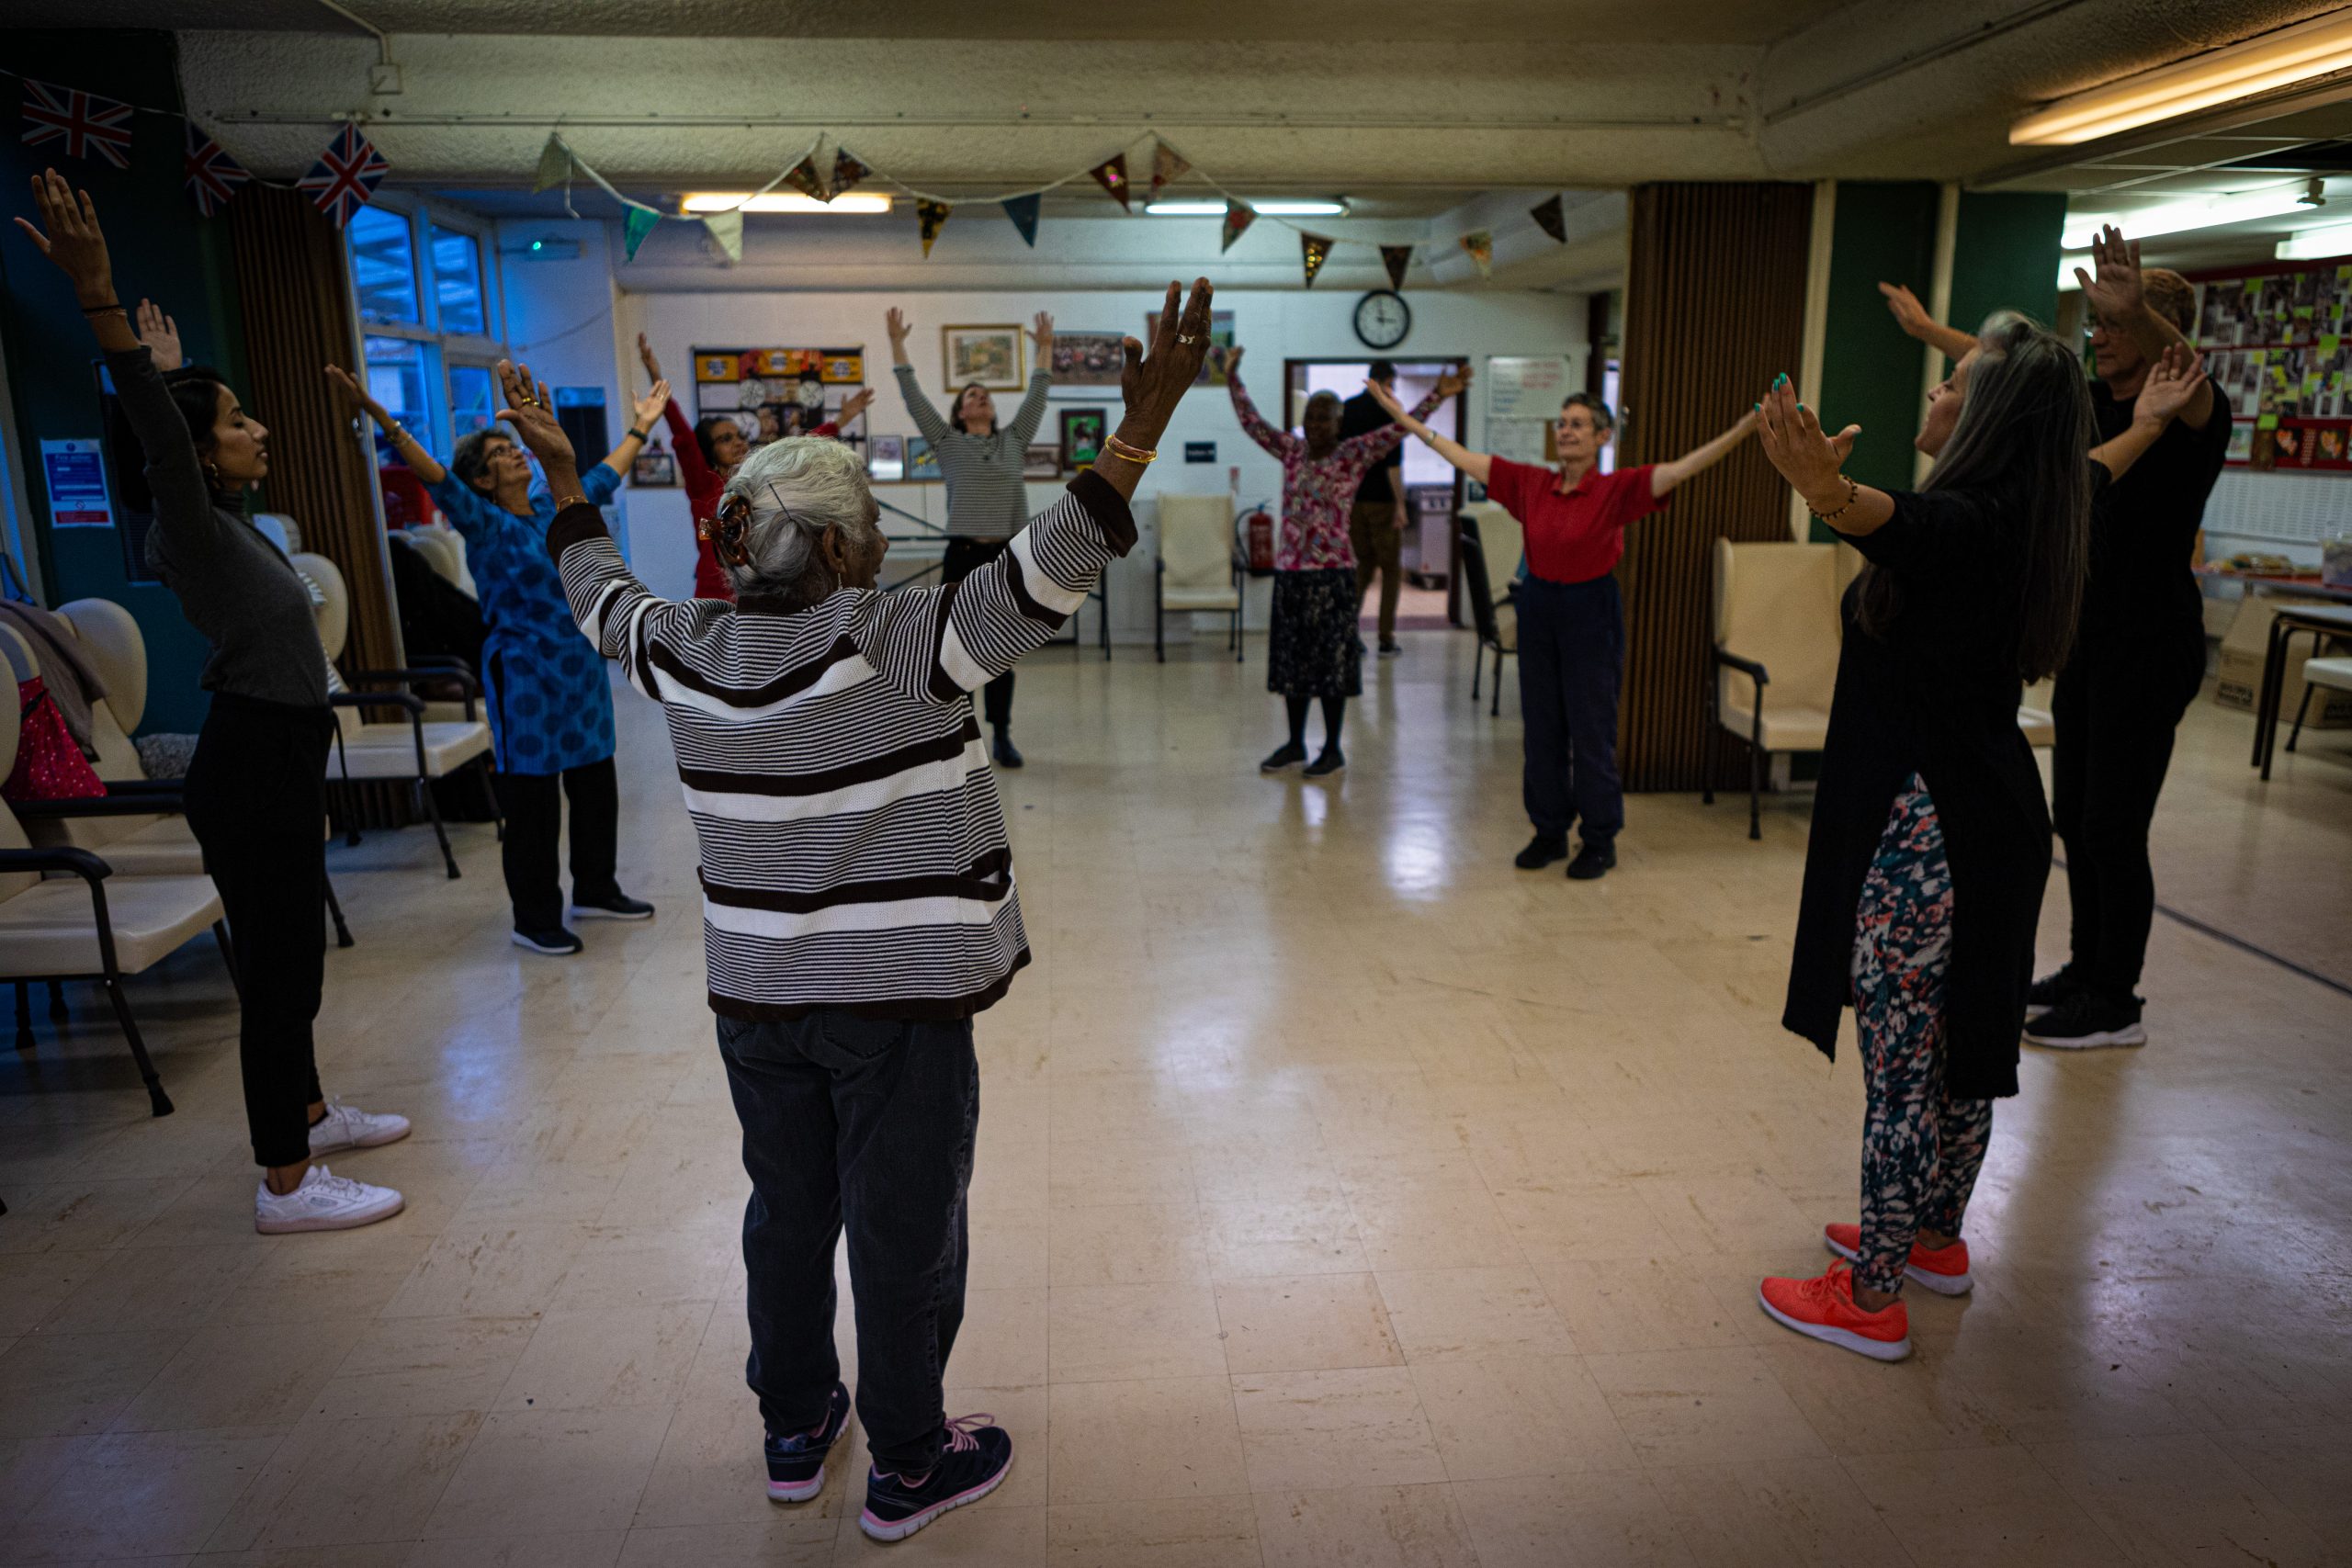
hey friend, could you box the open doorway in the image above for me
[1283,358,1465,627]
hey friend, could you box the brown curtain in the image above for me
[227,186,400,673]
[1616,182,1813,792]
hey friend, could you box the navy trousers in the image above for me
[1516,573,1626,847]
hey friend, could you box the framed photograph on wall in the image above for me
[869,434,905,483]
[906,435,943,482]
[1048,332,1126,391]
[941,325,1024,391]
[1023,444,1060,480]
[1146,307,1237,385]
[1059,408,1106,472]
[631,446,677,487]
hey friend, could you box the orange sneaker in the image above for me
[1822,1222,1973,1296]
[1758,1262,1911,1361]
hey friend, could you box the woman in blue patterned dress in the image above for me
[328,366,667,953]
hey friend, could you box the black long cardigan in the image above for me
[1781,475,2096,1100]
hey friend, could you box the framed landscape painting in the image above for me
[942,325,1023,391]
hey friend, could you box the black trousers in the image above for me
[718,1010,978,1474]
[941,537,1014,728]
[2050,625,2202,1000]
[493,757,621,931]
[183,694,334,1168]
[1517,573,1626,846]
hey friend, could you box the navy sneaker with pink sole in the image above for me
[764,1382,851,1504]
[858,1415,1012,1542]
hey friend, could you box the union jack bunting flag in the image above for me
[20,80,135,170]
[296,123,388,229]
[183,122,251,218]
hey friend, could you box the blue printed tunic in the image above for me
[426,463,620,775]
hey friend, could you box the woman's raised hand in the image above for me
[837,387,876,424]
[15,168,117,305]
[1363,378,1407,419]
[1030,310,1055,353]
[2132,342,2207,426]
[1434,364,1472,400]
[885,308,911,346]
[1755,375,1859,505]
[322,363,390,423]
[1878,282,1935,343]
[633,378,673,431]
[135,299,183,372]
[637,332,663,384]
[1120,278,1216,441]
[1210,344,1244,378]
[493,359,579,471]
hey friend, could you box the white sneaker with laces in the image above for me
[254,1164,405,1235]
[308,1097,412,1157]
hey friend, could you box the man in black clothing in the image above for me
[1340,359,1408,656]
[2030,229,2233,1049]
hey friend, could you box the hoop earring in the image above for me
[202,459,223,491]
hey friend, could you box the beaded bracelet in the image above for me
[1810,476,1860,525]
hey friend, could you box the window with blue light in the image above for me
[447,364,496,437]
[349,206,420,326]
[364,336,434,465]
[430,225,486,336]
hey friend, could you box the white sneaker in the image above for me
[308,1097,412,1157]
[254,1164,405,1235]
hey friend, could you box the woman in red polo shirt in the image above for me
[1370,384,1753,879]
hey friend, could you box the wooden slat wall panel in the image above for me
[227,186,400,674]
[1617,181,1813,792]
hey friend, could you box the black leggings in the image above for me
[183,694,334,1168]
[494,757,622,931]
[941,537,1014,728]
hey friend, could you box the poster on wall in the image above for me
[40,439,113,528]
[692,346,869,446]
[1485,355,1571,421]
[2191,261,2352,471]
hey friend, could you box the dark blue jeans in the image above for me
[1517,572,1626,846]
[717,1010,979,1474]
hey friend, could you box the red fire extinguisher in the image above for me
[1242,503,1275,577]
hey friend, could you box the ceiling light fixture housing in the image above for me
[2012,11,2352,146]
[1144,199,1349,217]
[679,192,893,214]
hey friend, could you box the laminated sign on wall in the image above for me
[40,440,112,528]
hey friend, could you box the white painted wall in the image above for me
[496,216,1589,639]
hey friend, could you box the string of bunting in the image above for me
[5,65,1578,283]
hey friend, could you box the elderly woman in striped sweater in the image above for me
[501,279,1215,1547]
[886,308,1054,766]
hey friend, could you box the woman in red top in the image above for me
[1371,381,1752,879]
[639,335,872,600]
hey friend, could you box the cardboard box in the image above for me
[2213,596,2352,728]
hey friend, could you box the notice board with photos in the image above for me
[692,346,868,447]
[2191,259,2352,471]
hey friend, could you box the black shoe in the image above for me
[2024,991,2146,1050]
[511,926,582,956]
[991,729,1024,769]
[1377,639,1402,659]
[2026,966,2086,1017]
[1514,834,1569,871]
[569,892,654,921]
[764,1382,851,1503]
[1260,741,1308,773]
[857,1416,1013,1543]
[1566,842,1617,881]
[1304,747,1346,778]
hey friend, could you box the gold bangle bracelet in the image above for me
[552,493,591,513]
[1103,434,1158,464]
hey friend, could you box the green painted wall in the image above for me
[3,32,249,735]
[1814,182,1939,538]
[1950,190,2069,339]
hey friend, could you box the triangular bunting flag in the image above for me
[829,148,870,200]
[1220,199,1257,254]
[1089,152,1131,212]
[784,152,828,203]
[701,209,744,264]
[623,204,662,261]
[1529,195,1566,243]
[1379,244,1413,291]
[1149,141,1190,201]
[296,123,390,229]
[20,79,134,170]
[183,122,251,219]
[1001,193,1041,247]
[916,198,952,258]
[531,132,571,194]
[1301,232,1334,288]
[1460,229,1494,281]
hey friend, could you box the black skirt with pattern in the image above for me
[1267,568,1363,698]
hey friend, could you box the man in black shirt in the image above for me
[2030,231,2232,1048]
[1340,359,1408,656]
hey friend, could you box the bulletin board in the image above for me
[2190,259,2352,471]
[692,346,868,446]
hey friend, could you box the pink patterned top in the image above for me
[1227,375,1445,571]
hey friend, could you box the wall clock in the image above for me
[1353,289,1411,350]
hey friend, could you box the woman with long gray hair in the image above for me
[499,279,1216,1544]
[1750,316,2206,1362]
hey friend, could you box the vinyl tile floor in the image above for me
[3,629,2347,1567]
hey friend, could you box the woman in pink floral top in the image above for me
[1219,349,1462,775]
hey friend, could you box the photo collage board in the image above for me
[2191,260,2352,471]
[691,345,868,459]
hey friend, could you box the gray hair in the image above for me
[718,437,881,606]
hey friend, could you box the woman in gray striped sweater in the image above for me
[888,309,1055,767]
[516,279,1216,1544]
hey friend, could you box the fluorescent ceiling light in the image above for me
[679,192,892,214]
[2277,219,2352,260]
[2061,187,2315,249]
[1144,198,1348,217]
[2013,10,2352,145]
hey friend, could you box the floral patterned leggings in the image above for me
[1852,774,1993,1296]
